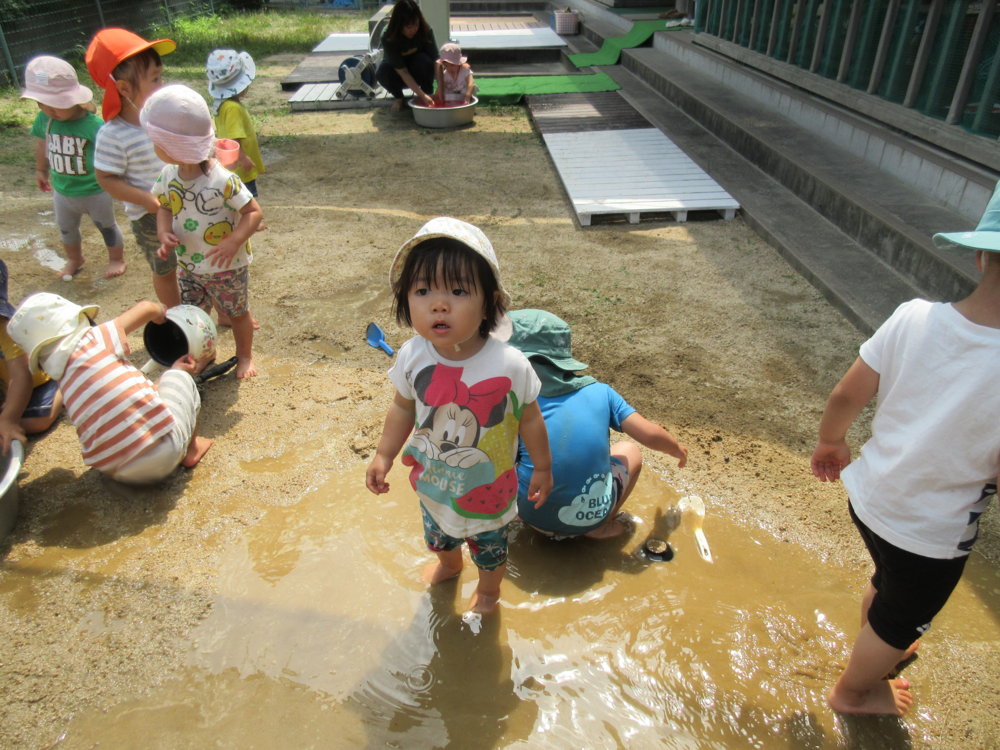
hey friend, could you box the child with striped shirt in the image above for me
[7,294,211,484]
[87,29,181,308]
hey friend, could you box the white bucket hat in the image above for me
[207,49,256,114]
[20,56,93,110]
[389,217,513,339]
[140,84,216,164]
[7,293,99,378]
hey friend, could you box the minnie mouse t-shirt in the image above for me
[389,335,541,539]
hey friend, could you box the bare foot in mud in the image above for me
[57,259,84,279]
[236,356,257,379]
[828,678,913,716]
[182,436,213,467]
[421,560,462,584]
[391,98,405,112]
[468,589,500,615]
[104,259,126,278]
[256,222,268,232]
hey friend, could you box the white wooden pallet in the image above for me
[289,83,410,110]
[311,27,566,54]
[541,128,740,225]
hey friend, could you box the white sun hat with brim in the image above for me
[933,185,1000,253]
[7,293,99,378]
[140,84,216,164]
[20,56,93,109]
[207,49,256,115]
[389,217,513,339]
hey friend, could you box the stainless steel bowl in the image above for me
[409,96,478,128]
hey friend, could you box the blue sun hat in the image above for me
[933,182,1000,252]
[206,49,256,116]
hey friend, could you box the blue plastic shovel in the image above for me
[366,322,394,356]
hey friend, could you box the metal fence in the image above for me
[0,0,217,87]
[695,0,1000,140]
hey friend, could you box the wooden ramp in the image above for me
[527,92,739,226]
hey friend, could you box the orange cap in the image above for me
[85,28,176,121]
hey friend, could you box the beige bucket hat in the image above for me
[7,293,99,376]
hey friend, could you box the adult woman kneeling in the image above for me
[376,0,437,113]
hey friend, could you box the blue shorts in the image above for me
[420,504,509,571]
[243,179,258,198]
[23,379,58,419]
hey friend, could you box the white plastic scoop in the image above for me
[678,494,713,563]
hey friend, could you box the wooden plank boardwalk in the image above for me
[541,128,740,225]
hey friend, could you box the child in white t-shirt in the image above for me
[811,199,1000,716]
[142,85,262,380]
[365,217,552,616]
[434,43,477,104]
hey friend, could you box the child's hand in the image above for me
[672,443,689,468]
[238,152,255,172]
[35,171,51,192]
[156,244,173,261]
[811,440,852,482]
[527,468,553,509]
[366,454,393,494]
[158,228,179,249]
[170,354,198,375]
[205,237,241,269]
[0,418,26,456]
[142,192,160,216]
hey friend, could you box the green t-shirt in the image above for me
[30,110,103,197]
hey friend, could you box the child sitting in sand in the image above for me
[144,85,262,379]
[509,309,687,538]
[434,43,477,105]
[365,217,553,615]
[811,189,1000,716]
[0,261,62,454]
[22,56,125,280]
[7,293,211,484]
[89,28,180,307]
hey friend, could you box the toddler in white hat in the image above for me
[21,56,126,280]
[7,293,211,484]
[142,84,263,379]
[207,49,265,209]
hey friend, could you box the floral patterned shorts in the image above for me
[420,503,509,571]
[179,266,250,318]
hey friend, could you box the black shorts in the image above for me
[849,501,968,650]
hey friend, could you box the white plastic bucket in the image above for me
[143,305,217,366]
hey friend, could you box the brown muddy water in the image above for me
[13,467,998,749]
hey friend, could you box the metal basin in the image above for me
[0,440,24,542]
[409,96,478,128]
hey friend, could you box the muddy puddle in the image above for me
[22,465,996,749]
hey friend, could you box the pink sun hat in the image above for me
[437,43,467,65]
[20,56,93,109]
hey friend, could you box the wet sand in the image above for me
[0,59,998,748]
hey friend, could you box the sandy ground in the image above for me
[0,58,998,748]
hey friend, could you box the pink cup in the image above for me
[215,138,240,168]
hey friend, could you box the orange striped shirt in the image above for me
[61,321,176,472]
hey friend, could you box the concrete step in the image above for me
[617,36,981,305]
[600,65,924,334]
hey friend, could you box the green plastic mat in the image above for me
[569,20,674,68]
[476,72,620,105]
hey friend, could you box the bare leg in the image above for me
[182,421,212,468]
[585,441,643,539]
[468,563,506,615]
[422,547,463,584]
[20,389,62,435]
[828,624,913,716]
[105,244,126,278]
[216,305,260,330]
[230,312,257,378]
[58,243,85,278]
[152,269,182,308]
[391,97,405,112]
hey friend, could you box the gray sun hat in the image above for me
[933,181,1000,252]
[508,309,588,371]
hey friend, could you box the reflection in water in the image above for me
[50,465,1000,748]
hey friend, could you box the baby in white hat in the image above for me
[21,55,126,280]
[142,84,262,379]
[7,294,211,484]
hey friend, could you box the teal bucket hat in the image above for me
[509,309,596,398]
[933,181,1000,252]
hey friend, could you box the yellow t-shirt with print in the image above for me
[0,323,49,397]
[215,99,264,184]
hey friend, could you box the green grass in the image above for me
[149,9,369,65]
